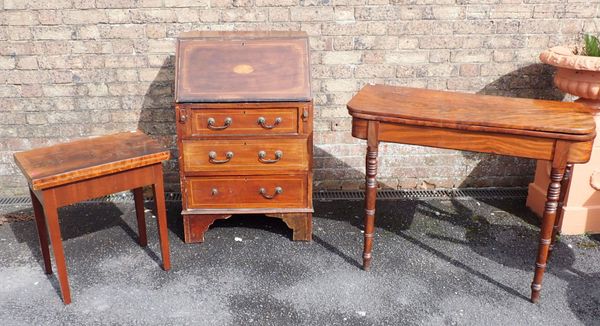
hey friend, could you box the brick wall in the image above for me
[1,1,598,196]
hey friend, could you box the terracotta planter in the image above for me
[527,46,600,234]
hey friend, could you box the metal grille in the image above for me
[0,196,30,206]
[312,187,527,201]
[0,192,183,206]
[0,187,526,207]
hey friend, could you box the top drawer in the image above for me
[177,103,311,137]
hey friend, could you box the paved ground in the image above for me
[0,197,599,325]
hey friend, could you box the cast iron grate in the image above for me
[0,193,182,206]
[0,196,30,206]
[0,187,527,207]
[312,187,527,201]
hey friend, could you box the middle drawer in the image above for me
[182,138,309,173]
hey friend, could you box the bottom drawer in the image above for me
[184,175,308,209]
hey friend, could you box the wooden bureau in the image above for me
[174,31,313,243]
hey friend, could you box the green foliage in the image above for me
[583,34,600,57]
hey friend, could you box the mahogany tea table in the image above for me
[347,84,596,303]
[13,131,172,304]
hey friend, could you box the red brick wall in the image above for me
[1,1,597,195]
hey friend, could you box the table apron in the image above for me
[352,118,594,163]
[35,164,161,208]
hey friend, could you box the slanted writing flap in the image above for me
[175,32,311,103]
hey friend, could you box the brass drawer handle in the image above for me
[258,150,283,164]
[259,186,283,199]
[257,116,282,129]
[208,151,233,164]
[207,117,232,130]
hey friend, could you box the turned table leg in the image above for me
[549,163,572,256]
[363,121,379,271]
[531,165,566,303]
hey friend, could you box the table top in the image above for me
[14,131,170,190]
[347,84,596,139]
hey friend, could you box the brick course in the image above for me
[1,1,598,196]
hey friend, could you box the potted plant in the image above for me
[539,34,600,108]
[527,34,600,235]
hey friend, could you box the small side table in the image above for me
[14,131,172,304]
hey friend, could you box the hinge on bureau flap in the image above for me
[181,178,188,199]
[179,108,187,123]
[302,108,309,121]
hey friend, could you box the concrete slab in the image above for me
[0,198,599,325]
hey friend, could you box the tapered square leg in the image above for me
[30,188,52,274]
[133,187,148,247]
[43,193,71,304]
[152,165,171,271]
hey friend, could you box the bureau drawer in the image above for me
[182,138,308,173]
[180,107,300,137]
[184,175,308,209]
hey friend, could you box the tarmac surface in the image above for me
[0,197,599,325]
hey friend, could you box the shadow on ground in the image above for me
[7,202,166,298]
[1,197,599,325]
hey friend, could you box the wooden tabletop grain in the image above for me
[14,131,170,190]
[347,84,596,139]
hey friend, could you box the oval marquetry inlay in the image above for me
[233,64,254,74]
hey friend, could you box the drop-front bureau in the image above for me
[174,31,313,243]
